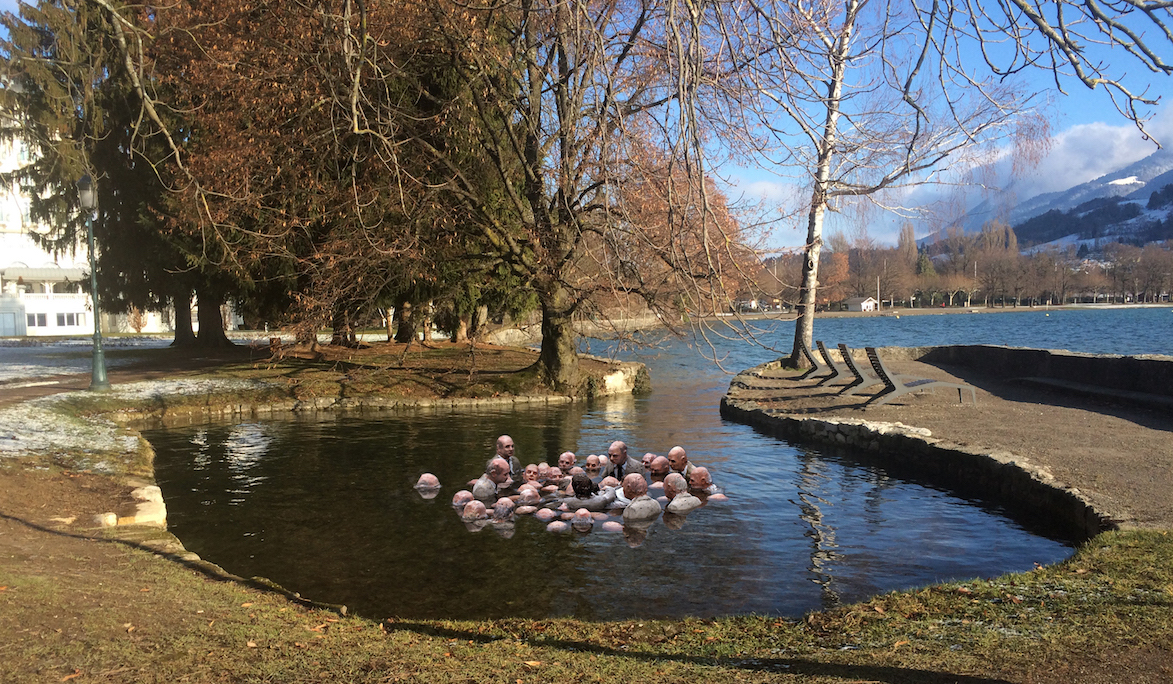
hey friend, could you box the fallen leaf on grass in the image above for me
[956,587,972,595]
[60,670,82,681]
[247,641,257,648]
[241,602,254,607]
[49,516,76,525]
[523,661,542,667]
[306,623,328,633]
[0,586,7,591]
[123,623,135,633]
[139,588,150,593]
[893,640,910,650]
[873,606,885,614]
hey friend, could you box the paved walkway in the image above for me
[724,355,1173,530]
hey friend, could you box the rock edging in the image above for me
[720,362,1124,539]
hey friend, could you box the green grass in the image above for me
[2,529,1170,682]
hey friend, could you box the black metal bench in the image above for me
[837,343,885,396]
[864,347,977,407]
[814,340,851,386]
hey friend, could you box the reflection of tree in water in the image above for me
[794,450,843,608]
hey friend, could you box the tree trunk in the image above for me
[384,308,394,342]
[195,286,234,348]
[536,280,580,393]
[789,0,855,367]
[329,304,358,347]
[454,314,469,343]
[394,300,416,344]
[170,286,196,347]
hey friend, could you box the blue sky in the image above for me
[3,0,1169,250]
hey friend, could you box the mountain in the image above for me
[921,147,1173,246]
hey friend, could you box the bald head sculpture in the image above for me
[558,451,577,470]
[496,435,515,459]
[607,441,628,467]
[461,500,488,522]
[649,456,671,479]
[487,457,512,484]
[667,446,690,473]
[688,466,713,491]
[452,490,474,507]
[621,472,648,500]
[663,472,688,500]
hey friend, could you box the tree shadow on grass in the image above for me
[386,620,1015,684]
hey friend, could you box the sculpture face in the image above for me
[663,473,687,500]
[642,453,656,468]
[558,452,576,470]
[688,467,712,490]
[608,441,627,466]
[452,490,474,507]
[522,465,541,484]
[650,456,671,478]
[667,447,688,472]
[489,458,512,485]
[496,435,515,459]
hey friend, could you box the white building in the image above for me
[0,138,173,337]
[845,296,878,312]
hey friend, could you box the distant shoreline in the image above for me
[727,301,1171,322]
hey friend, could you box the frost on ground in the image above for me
[0,378,275,472]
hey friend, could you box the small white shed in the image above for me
[845,296,878,312]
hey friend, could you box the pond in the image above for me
[146,306,1170,621]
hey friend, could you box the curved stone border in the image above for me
[720,362,1124,539]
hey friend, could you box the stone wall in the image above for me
[916,345,1173,398]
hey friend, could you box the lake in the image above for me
[146,307,1170,621]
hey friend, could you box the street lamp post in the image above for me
[78,175,109,391]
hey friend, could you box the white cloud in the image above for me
[1012,113,1168,199]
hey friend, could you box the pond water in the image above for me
[145,306,1172,621]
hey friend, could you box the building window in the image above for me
[27,313,47,327]
[77,312,85,327]
[56,313,80,326]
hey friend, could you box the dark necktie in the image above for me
[615,464,623,479]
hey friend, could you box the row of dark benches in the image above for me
[798,340,976,407]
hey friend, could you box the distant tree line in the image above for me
[754,224,1173,310]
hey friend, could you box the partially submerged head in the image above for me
[487,457,512,485]
[584,454,601,470]
[663,472,688,500]
[571,508,594,532]
[688,466,713,491]
[641,452,656,469]
[650,456,671,479]
[517,488,541,506]
[492,497,515,520]
[415,473,440,490]
[667,446,689,473]
[452,490,474,507]
[522,463,541,484]
[460,500,488,522]
[621,472,648,500]
[599,475,620,489]
[571,472,600,498]
[558,451,577,470]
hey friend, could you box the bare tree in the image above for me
[705,0,1046,365]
